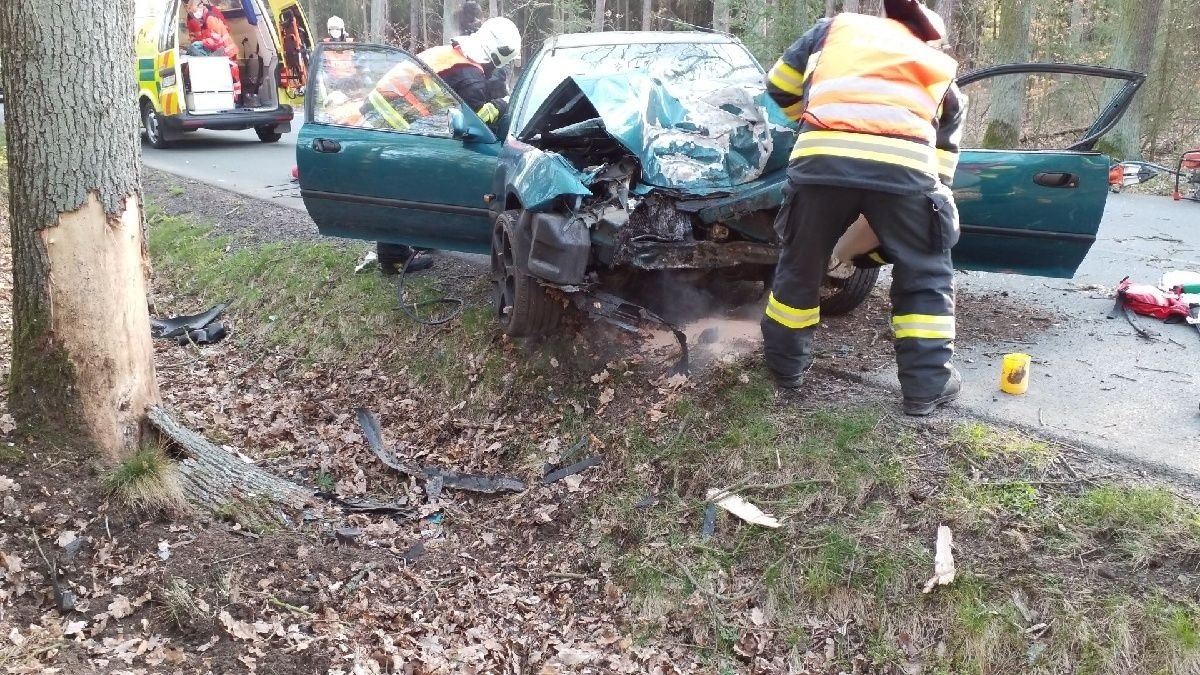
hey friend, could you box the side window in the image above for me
[959,70,1138,152]
[310,45,459,137]
[157,0,176,53]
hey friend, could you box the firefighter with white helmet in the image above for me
[418,16,521,125]
[326,15,348,41]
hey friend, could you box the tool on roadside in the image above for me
[1173,149,1200,202]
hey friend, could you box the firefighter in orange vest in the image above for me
[322,16,356,81]
[762,0,967,416]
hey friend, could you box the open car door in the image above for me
[952,63,1145,278]
[297,43,500,253]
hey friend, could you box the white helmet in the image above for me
[327,15,345,36]
[457,17,521,68]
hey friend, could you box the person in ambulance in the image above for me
[183,0,242,102]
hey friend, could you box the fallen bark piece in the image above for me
[149,406,312,527]
[922,525,957,593]
[706,489,781,529]
[321,493,415,517]
[355,408,526,494]
[542,456,603,485]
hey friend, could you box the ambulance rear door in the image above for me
[272,0,315,105]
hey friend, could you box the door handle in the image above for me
[1033,171,1078,188]
[312,138,342,153]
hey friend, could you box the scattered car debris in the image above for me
[700,503,717,539]
[400,541,425,563]
[150,303,229,346]
[355,408,526,495]
[334,527,363,545]
[635,495,659,509]
[318,492,415,518]
[922,526,957,593]
[706,488,781,529]
[542,455,603,485]
[698,326,720,345]
[353,250,379,274]
[573,290,689,374]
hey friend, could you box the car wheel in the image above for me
[255,126,283,143]
[141,102,170,149]
[820,265,879,316]
[492,210,561,337]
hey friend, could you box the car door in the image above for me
[952,63,1145,278]
[297,42,501,254]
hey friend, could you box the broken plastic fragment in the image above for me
[922,525,956,593]
[706,489,781,528]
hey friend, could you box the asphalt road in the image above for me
[141,126,304,210]
[141,130,1200,476]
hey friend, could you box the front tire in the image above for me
[142,102,171,149]
[492,210,561,337]
[255,126,283,143]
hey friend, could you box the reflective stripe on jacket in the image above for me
[363,61,433,130]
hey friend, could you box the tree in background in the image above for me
[0,0,160,457]
[980,0,1034,148]
[1103,0,1166,160]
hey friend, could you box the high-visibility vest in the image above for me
[800,14,956,147]
[418,45,483,76]
[364,61,437,130]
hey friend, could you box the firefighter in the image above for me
[322,15,357,82]
[417,16,521,126]
[325,15,350,42]
[761,0,967,416]
[364,16,522,274]
[183,0,242,101]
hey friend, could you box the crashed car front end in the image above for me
[503,72,798,286]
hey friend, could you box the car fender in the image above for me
[504,144,593,213]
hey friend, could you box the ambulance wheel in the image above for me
[255,126,283,143]
[141,102,171,149]
[821,266,879,316]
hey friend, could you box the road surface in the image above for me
[141,127,304,210]
[140,131,1200,477]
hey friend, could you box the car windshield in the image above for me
[520,41,763,124]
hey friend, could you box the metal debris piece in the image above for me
[700,503,717,539]
[355,408,526,495]
[320,493,415,518]
[400,541,425,563]
[542,455,603,485]
[335,527,363,545]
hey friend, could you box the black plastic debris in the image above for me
[335,527,363,545]
[701,503,718,539]
[542,455,603,484]
[573,290,689,374]
[151,303,229,346]
[355,408,526,495]
[635,495,659,509]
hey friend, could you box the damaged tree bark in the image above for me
[0,0,160,458]
[148,407,313,526]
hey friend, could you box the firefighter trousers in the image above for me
[761,182,959,400]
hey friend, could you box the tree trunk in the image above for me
[712,0,731,31]
[843,0,860,12]
[825,0,837,17]
[981,0,1035,148]
[1104,0,1166,160]
[937,0,958,38]
[0,0,159,459]
[369,0,387,42]
[489,0,498,17]
[443,0,463,42]
[1067,0,1088,45]
[642,0,653,29]
[421,0,429,45]
[359,0,370,41]
[594,0,607,30]
[411,0,421,49]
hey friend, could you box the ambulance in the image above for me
[135,0,315,148]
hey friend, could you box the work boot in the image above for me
[902,366,962,416]
[771,359,813,390]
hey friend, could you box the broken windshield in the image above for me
[516,41,763,131]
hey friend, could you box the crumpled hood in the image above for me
[519,73,797,194]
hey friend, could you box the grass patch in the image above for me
[0,445,25,464]
[158,577,206,627]
[101,444,185,512]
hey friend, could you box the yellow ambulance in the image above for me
[135,0,315,148]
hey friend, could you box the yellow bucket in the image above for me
[1000,353,1031,395]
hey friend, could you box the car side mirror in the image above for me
[448,104,498,144]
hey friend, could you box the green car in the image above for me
[296,32,1143,336]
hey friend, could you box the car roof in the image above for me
[541,30,741,50]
